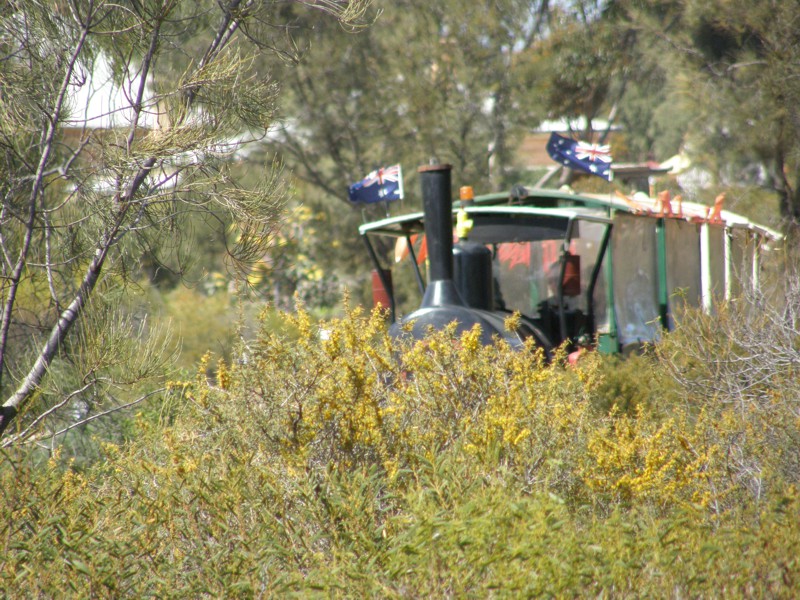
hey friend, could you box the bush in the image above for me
[588,351,679,416]
[1,303,799,597]
[655,279,800,508]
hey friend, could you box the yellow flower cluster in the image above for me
[583,408,719,508]
[190,305,599,502]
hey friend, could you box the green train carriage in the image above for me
[360,164,782,355]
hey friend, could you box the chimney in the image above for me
[418,164,463,307]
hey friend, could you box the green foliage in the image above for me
[0,0,370,441]
[2,303,799,596]
[0,285,175,459]
[625,0,800,226]
[150,284,241,372]
[589,351,678,415]
[269,0,552,199]
[534,17,616,123]
[244,201,345,312]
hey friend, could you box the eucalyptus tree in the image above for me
[623,0,800,229]
[269,0,554,202]
[530,2,622,135]
[0,0,370,444]
[513,0,689,176]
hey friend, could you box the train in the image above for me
[359,163,782,355]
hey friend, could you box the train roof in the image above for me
[471,188,783,241]
[359,204,610,238]
[359,187,781,242]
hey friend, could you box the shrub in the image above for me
[588,351,679,416]
[1,302,799,597]
[656,279,800,508]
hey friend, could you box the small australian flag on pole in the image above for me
[348,164,404,204]
[546,132,613,181]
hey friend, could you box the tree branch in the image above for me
[7,388,166,448]
[0,381,94,447]
[0,19,92,393]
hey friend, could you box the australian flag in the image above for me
[348,164,404,204]
[546,132,613,181]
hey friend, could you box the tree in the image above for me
[0,0,370,443]
[252,1,559,306]
[622,0,800,230]
[513,0,689,185]
[268,0,554,203]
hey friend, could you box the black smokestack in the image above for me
[418,164,462,307]
[419,164,453,282]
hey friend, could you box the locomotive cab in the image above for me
[360,165,612,353]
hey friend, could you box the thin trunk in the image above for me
[0,25,90,392]
[0,243,108,436]
[1,0,251,438]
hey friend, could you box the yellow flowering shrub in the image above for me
[583,408,721,508]
[2,301,799,597]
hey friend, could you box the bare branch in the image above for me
[9,387,166,448]
[0,381,94,447]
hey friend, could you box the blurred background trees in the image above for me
[261,0,800,310]
[625,0,800,227]
[268,0,552,195]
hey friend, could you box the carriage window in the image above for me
[665,219,702,326]
[572,220,608,330]
[493,239,559,318]
[729,228,755,297]
[706,225,726,307]
[612,214,660,345]
[492,219,608,328]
